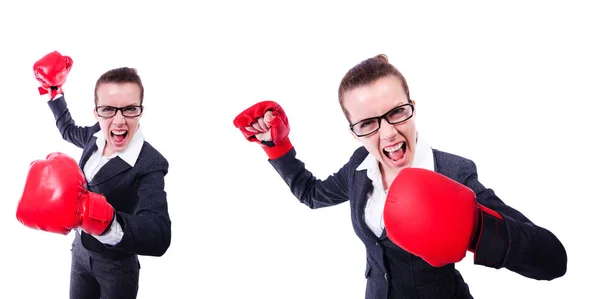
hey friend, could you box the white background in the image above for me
[0,0,598,298]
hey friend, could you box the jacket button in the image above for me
[384,273,388,281]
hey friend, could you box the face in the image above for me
[94,83,143,156]
[344,75,417,177]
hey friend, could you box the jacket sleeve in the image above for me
[268,147,355,209]
[111,158,171,257]
[47,95,98,148]
[463,160,567,281]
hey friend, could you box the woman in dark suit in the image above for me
[233,54,567,299]
[30,51,171,299]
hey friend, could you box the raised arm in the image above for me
[233,101,351,209]
[34,51,97,148]
[48,95,98,148]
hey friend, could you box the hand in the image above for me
[33,51,73,99]
[233,101,293,159]
[245,110,275,142]
[16,152,114,236]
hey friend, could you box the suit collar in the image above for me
[87,156,131,187]
[80,138,98,170]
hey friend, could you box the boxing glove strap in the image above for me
[38,86,49,95]
[81,192,115,236]
[38,86,63,98]
[261,137,293,160]
[471,206,509,268]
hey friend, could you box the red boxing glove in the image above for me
[33,51,73,99]
[233,101,293,160]
[383,168,503,267]
[16,152,114,236]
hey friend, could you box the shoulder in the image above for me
[433,149,478,179]
[137,141,169,173]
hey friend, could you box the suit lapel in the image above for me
[80,137,98,169]
[354,171,380,242]
[432,149,440,172]
[88,156,131,187]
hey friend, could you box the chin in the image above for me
[111,143,129,152]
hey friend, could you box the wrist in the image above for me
[49,87,63,100]
[261,137,293,160]
[80,192,115,236]
[470,204,508,268]
[469,205,483,252]
[97,214,116,236]
[38,86,64,100]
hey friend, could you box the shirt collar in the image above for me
[356,134,435,174]
[93,125,145,167]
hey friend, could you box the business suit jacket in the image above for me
[48,96,171,260]
[269,146,567,299]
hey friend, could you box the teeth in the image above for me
[111,130,127,135]
[384,142,405,153]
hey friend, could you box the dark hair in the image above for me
[94,67,144,106]
[338,54,411,122]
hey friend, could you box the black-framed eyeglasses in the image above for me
[350,103,414,137]
[95,105,144,118]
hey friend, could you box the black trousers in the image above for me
[70,233,140,299]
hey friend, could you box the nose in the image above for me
[113,110,126,124]
[379,119,397,141]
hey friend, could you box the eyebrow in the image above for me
[98,103,141,107]
[356,102,410,119]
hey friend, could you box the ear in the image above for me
[411,98,417,117]
[94,107,99,121]
[138,104,144,119]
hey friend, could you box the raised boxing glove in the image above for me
[233,101,293,160]
[33,51,73,99]
[16,152,114,236]
[383,168,504,267]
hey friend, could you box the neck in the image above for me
[102,144,114,157]
[380,165,401,190]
